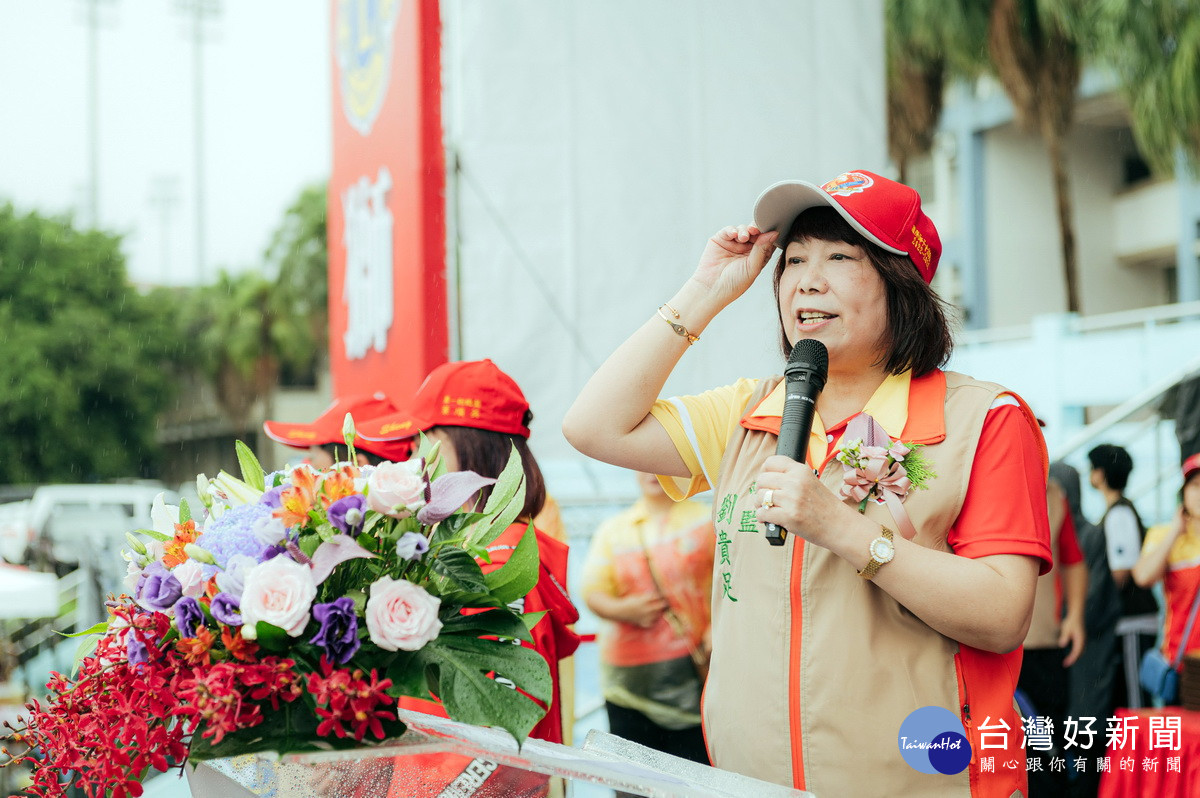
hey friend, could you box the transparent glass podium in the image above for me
[187,709,814,797]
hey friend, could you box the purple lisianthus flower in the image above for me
[396,531,430,561]
[126,632,148,665]
[259,485,286,508]
[174,596,204,639]
[328,495,367,535]
[196,502,275,570]
[309,597,361,665]
[136,561,182,612]
[214,553,256,596]
[210,592,243,626]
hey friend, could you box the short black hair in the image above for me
[772,207,954,377]
[1088,444,1134,491]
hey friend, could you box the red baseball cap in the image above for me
[752,169,942,283]
[358,359,531,442]
[1183,453,1200,483]
[263,393,412,461]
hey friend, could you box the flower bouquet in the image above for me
[2,427,552,797]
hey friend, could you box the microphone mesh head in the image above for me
[787,339,828,379]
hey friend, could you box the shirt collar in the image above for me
[741,370,949,464]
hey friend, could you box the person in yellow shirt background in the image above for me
[1133,453,1200,683]
[581,471,714,777]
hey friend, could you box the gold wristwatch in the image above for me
[857,526,895,580]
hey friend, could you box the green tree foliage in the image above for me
[181,183,328,429]
[0,204,182,483]
[1090,0,1200,175]
[886,0,990,181]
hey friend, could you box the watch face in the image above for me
[870,537,895,563]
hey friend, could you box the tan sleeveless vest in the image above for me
[704,371,1027,797]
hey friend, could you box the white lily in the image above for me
[209,470,264,509]
[150,492,180,537]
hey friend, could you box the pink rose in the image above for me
[172,559,206,598]
[367,459,427,519]
[240,555,317,636]
[366,576,443,652]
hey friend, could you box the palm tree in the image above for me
[986,0,1087,313]
[885,0,990,182]
[185,269,315,433]
[1090,0,1200,175]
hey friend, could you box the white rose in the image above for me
[366,459,427,518]
[240,555,317,636]
[365,576,443,652]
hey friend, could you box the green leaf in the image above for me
[431,547,488,594]
[482,522,539,606]
[520,611,547,632]
[419,635,552,744]
[178,498,191,525]
[235,440,267,492]
[480,445,523,515]
[439,609,534,644]
[131,527,171,542]
[252,621,291,652]
[58,620,109,639]
[469,455,526,549]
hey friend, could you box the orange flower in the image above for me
[176,627,216,667]
[222,626,260,663]
[162,519,199,568]
[318,465,359,508]
[274,466,318,527]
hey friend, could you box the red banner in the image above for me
[327,0,446,406]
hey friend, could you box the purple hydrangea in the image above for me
[309,597,361,665]
[328,495,367,535]
[174,596,204,639]
[196,502,275,570]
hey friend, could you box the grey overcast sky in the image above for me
[0,0,331,286]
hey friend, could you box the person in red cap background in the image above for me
[564,170,1051,795]
[359,359,581,748]
[262,393,413,468]
[1132,453,1200,684]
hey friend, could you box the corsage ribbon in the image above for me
[836,413,920,541]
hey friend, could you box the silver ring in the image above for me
[761,489,775,508]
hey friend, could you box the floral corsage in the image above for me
[832,413,936,539]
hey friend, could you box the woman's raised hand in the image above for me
[692,224,780,309]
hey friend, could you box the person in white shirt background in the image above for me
[1087,443,1159,709]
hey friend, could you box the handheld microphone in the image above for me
[765,339,828,546]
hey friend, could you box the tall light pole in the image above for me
[77,0,114,229]
[177,0,221,284]
[148,175,181,283]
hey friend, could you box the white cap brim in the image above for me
[752,179,906,255]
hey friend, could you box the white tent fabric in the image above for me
[442,0,889,500]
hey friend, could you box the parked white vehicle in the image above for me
[0,500,34,566]
[2,484,178,572]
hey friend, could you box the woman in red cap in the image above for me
[564,171,1051,796]
[1132,453,1200,688]
[359,359,581,746]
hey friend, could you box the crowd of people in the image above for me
[260,170,1199,797]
